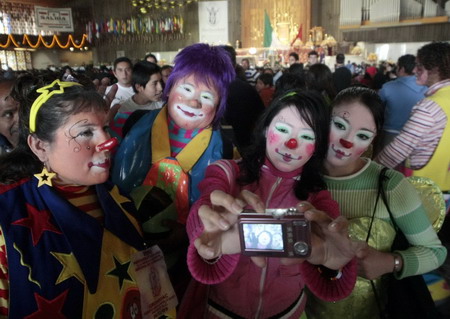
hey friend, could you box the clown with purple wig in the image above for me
[111,43,235,283]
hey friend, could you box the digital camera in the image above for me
[238,207,311,257]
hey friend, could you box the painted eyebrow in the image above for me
[334,116,375,133]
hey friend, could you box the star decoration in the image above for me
[51,251,85,285]
[34,167,56,187]
[107,256,133,290]
[25,290,68,319]
[13,203,62,246]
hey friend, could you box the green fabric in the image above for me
[324,159,446,278]
[263,10,272,47]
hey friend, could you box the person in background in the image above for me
[306,64,336,105]
[221,45,265,153]
[61,66,77,82]
[104,57,134,108]
[161,65,174,86]
[111,43,236,301]
[255,73,275,107]
[305,50,319,69]
[109,61,163,140]
[183,90,361,318]
[306,86,446,319]
[378,54,427,150]
[375,41,450,195]
[288,52,300,66]
[241,58,259,87]
[333,53,352,93]
[0,80,152,318]
[145,53,158,64]
[0,79,19,156]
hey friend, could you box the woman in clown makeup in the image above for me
[0,78,158,318]
[183,90,363,318]
[305,86,446,319]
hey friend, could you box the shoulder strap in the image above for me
[366,166,390,242]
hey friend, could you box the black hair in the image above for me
[274,73,306,99]
[397,54,416,75]
[308,50,318,57]
[239,90,330,200]
[144,53,158,64]
[331,86,384,153]
[336,53,345,64]
[0,82,107,184]
[113,57,132,70]
[257,73,273,87]
[289,52,299,61]
[417,42,450,80]
[306,64,336,101]
[132,61,161,93]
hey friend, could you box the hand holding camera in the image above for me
[194,190,264,260]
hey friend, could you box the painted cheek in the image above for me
[267,130,280,145]
[305,143,315,156]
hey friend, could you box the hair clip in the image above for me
[281,91,298,99]
[29,80,82,133]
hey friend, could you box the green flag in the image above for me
[263,10,272,47]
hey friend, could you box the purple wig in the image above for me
[163,43,235,129]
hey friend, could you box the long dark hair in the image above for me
[239,90,330,200]
[0,80,107,184]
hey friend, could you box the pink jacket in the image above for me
[185,160,357,318]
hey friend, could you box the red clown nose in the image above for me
[339,138,353,149]
[285,138,298,149]
[96,137,118,152]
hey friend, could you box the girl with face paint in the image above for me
[0,79,149,318]
[306,87,446,319]
[183,90,363,318]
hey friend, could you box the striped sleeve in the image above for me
[385,170,447,278]
[0,226,8,318]
[376,98,446,169]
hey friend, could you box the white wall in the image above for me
[31,50,93,69]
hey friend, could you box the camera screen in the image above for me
[242,223,284,251]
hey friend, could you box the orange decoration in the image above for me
[0,34,87,49]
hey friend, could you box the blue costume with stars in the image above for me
[0,177,146,319]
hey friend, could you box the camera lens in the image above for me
[294,241,309,255]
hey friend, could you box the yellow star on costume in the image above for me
[110,185,132,205]
[51,251,85,285]
[34,167,56,187]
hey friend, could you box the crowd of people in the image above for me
[0,41,448,318]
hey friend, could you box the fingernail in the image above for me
[219,219,230,230]
[330,222,337,228]
[298,202,306,207]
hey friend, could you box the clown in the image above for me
[111,44,235,284]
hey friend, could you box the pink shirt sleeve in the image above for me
[186,160,241,284]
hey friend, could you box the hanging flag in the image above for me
[263,10,273,48]
[290,24,303,47]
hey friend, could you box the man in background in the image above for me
[0,79,19,155]
[378,54,427,148]
[332,53,352,93]
[376,42,450,195]
[105,57,134,108]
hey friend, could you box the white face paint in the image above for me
[167,74,219,130]
[326,101,376,171]
[266,106,316,172]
